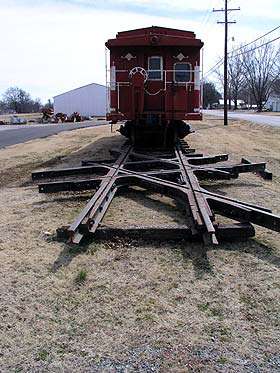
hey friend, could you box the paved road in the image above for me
[204,110,280,127]
[0,120,108,149]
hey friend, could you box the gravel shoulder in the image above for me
[1,118,280,372]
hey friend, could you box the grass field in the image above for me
[0,117,280,372]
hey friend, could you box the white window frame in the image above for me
[173,62,192,83]
[148,56,163,81]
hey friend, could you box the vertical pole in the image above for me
[224,0,228,125]
[214,2,239,124]
[105,46,108,116]
[201,47,204,110]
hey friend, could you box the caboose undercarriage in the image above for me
[119,117,192,148]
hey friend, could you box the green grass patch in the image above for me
[217,356,228,364]
[36,349,49,361]
[75,269,87,284]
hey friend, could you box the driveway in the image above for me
[204,110,280,128]
[0,120,108,149]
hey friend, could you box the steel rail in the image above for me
[175,146,217,244]
[37,154,273,214]
[67,146,132,243]
[38,156,273,215]
[33,141,280,244]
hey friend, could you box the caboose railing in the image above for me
[112,69,198,84]
[106,68,202,112]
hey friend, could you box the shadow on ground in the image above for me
[50,233,280,283]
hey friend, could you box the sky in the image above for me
[0,0,279,103]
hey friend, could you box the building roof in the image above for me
[53,82,106,98]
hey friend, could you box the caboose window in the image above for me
[148,56,163,80]
[174,63,191,82]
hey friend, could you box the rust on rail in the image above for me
[32,140,280,245]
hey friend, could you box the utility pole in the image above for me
[213,1,240,126]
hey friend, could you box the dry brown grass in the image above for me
[223,110,280,117]
[251,112,280,116]
[0,118,280,372]
[0,112,42,123]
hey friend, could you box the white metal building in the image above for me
[265,95,280,112]
[53,83,106,117]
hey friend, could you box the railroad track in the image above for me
[32,140,280,245]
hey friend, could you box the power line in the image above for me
[231,25,280,54]
[200,8,212,25]
[213,0,240,126]
[205,33,280,77]
[202,1,224,39]
[204,59,223,77]
[230,35,280,58]
[204,25,280,77]
[202,11,213,27]
[200,0,216,25]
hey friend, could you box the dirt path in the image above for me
[1,118,280,372]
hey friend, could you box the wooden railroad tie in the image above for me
[32,141,280,246]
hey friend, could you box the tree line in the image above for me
[216,40,280,111]
[204,40,280,111]
[0,87,53,114]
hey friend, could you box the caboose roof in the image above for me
[106,26,203,48]
[117,26,195,38]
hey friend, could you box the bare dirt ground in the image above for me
[1,117,280,372]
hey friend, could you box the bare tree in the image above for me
[2,87,42,113]
[272,78,280,96]
[228,53,246,109]
[238,85,256,108]
[214,64,224,97]
[203,81,221,108]
[241,41,280,111]
[43,99,54,110]
[214,54,245,110]
[2,87,30,113]
[0,100,7,114]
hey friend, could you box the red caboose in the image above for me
[106,26,203,147]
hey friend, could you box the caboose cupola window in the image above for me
[174,62,192,82]
[148,56,163,80]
